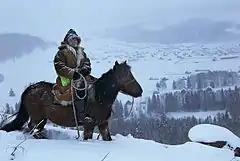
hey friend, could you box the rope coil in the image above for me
[71,71,88,100]
[71,71,88,139]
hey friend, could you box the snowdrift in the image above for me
[189,124,240,147]
[189,124,240,157]
[0,124,238,161]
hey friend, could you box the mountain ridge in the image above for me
[103,18,240,44]
[0,32,56,62]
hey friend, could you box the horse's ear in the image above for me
[124,60,127,64]
[115,61,119,66]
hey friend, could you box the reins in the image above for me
[70,71,88,139]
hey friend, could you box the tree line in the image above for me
[110,107,239,145]
[108,86,240,144]
[172,70,239,90]
[148,86,240,114]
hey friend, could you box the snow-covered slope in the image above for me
[0,124,237,161]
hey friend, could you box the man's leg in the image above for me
[52,77,72,106]
[75,80,93,123]
[75,99,93,123]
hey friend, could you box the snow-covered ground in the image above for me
[0,124,238,161]
[0,38,240,117]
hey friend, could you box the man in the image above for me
[52,29,95,122]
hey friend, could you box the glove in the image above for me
[82,58,91,75]
[75,58,91,77]
[79,68,90,77]
[73,70,80,80]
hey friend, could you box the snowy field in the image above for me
[0,124,238,161]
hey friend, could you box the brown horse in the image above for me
[0,60,143,141]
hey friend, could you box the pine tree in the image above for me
[5,103,11,114]
[9,88,16,97]
[210,81,215,88]
[172,80,177,90]
[187,77,192,89]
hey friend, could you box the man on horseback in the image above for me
[52,29,96,122]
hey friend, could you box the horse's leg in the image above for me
[28,119,47,139]
[83,123,95,140]
[34,119,48,139]
[98,121,112,141]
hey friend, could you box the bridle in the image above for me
[112,69,137,118]
[112,69,137,91]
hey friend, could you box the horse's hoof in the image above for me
[102,137,112,141]
[105,138,112,141]
[83,137,88,141]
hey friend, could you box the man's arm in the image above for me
[79,49,91,76]
[54,50,75,78]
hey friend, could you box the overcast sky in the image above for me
[0,0,240,41]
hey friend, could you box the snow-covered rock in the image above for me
[188,124,240,150]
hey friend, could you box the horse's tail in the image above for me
[0,96,29,132]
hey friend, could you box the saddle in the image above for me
[52,75,97,106]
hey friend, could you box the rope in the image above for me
[71,72,88,100]
[71,71,88,139]
[119,91,135,118]
[125,97,134,118]
[8,119,45,160]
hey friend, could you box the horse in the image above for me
[0,60,143,141]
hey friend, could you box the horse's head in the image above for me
[113,60,143,98]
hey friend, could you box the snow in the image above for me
[188,124,240,148]
[0,124,237,161]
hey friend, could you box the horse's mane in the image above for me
[97,69,114,82]
[97,61,131,82]
[94,69,118,104]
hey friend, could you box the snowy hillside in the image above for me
[0,124,238,161]
[0,33,55,63]
[1,38,240,117]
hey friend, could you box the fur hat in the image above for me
[63,29,81,43]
